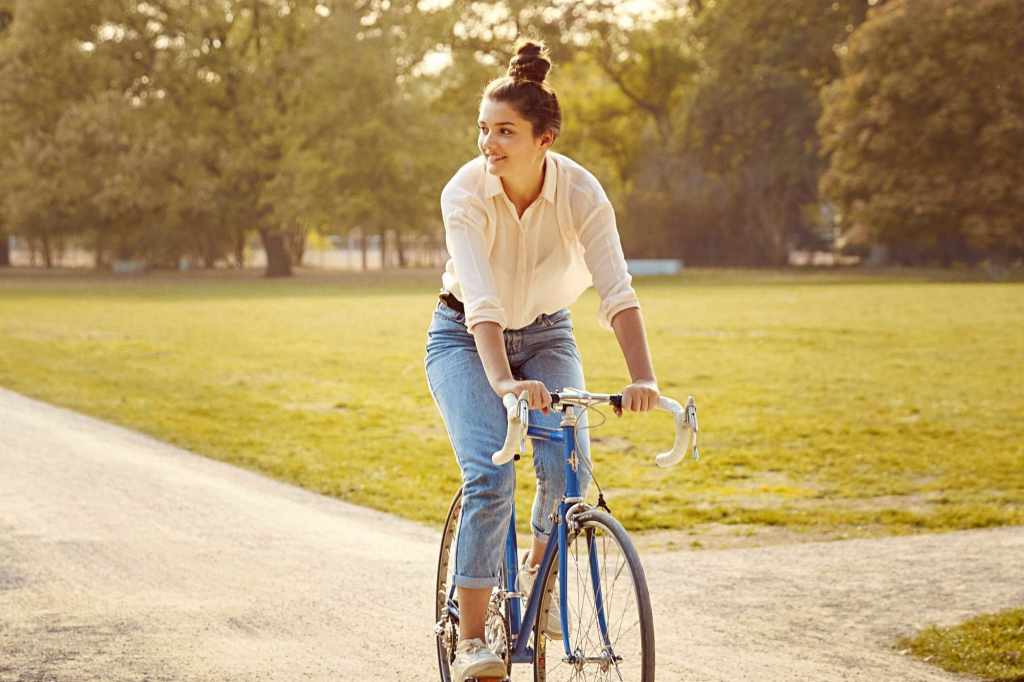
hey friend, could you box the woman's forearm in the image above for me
[610,307,657,384]
[471,322,515,393]
[472,321,553,411]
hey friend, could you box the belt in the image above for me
[438,291,465,315]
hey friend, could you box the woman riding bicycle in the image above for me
[424,39,661,682]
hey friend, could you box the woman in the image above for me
[425,39,660,681]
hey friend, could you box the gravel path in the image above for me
[1,387,1021,681]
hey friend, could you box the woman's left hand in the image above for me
[616,379,660,416]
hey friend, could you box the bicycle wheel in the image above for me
[533,509,655,682]
[435,488,512,681]
[435,488,462,681]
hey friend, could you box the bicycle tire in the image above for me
[533,509,655,682]
[435,488,463,681]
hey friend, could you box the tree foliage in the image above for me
[679,0,871,265]
[0,0,460,274]
[819,0,1024,265]
[0,0,1015,272]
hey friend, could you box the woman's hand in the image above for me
[493,378,552,415]
[615,379,660,416]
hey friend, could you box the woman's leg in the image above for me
[425,306,514,641]
[456,587,492,641]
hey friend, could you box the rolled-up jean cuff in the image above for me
[453,573,501,589]
[532,523,553,541]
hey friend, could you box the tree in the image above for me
[561,5,702,258]
[0,0,13,266]
[0,0,115,267]
[819,0,1024,265]
[265,1,456,271]
[683,0,872,265]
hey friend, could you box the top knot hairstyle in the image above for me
[507,41,551,83]
[483,39,562,140]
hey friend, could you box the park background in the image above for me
[1,0,1021,272]
[1,1,1022,678]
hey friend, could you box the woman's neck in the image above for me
[500,155,546,216]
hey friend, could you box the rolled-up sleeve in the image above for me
[577,200,640,330]
[440,187,508,332]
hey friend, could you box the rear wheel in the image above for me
[435,489,462,681]
[533,510,655,682]
[435,488,511,681]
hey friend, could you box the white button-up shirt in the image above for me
[440,151,640,332]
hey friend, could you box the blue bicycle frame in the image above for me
[441,404,616,667]
[499,412,610,663]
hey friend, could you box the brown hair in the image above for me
[482,39,562,140]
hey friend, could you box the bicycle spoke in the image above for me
[535,512,653,682]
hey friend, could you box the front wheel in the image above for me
[533,510,655,682]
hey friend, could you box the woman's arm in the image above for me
[610,307,660,413]
[472,321,553,413]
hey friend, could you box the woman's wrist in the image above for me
[491,376,516,395]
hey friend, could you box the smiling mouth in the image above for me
[488,155,506,162]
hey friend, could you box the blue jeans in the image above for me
[425,302,592,589]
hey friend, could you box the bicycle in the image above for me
[434,386,700,681]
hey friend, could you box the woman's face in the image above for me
[477,98,552,178]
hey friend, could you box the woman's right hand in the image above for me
[493,378,552,415]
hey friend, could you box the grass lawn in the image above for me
[899,608,1024,681]
[1,266,1022,543]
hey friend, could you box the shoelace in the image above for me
[457,637,489,655]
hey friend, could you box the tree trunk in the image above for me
[202,236,218,269]
[41,234,53,268]
[54,236,66,266]
[0,232,10,267]
[754,189,791,267]
[259,228,292,277]
[288,227,306,266]
[395,228,407,268]
[94,230,107,270]
[380,231,389,270]
[234,228,246,268]
[360,231,368,271]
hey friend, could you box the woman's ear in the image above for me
[540,130,555,149]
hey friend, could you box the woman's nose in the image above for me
[481,131,498,150]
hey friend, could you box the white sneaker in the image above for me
[451,637,506,681]
[519,554,562,640]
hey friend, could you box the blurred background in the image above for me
[1,0,1020,277]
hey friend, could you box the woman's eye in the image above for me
[501,129,512,135]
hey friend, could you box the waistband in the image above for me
[436,293,570,332]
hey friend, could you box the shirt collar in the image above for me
[540,153,557,204]
[483,153,557,204]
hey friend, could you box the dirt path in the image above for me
[1,387,1021,681]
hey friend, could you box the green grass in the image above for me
[1,266,1022,537]
[899,608,1024,681]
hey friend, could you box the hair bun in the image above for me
[507,40,551,84]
